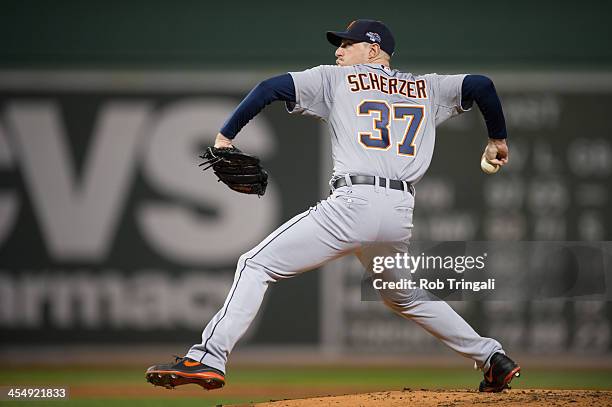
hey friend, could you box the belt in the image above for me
[332,175,413,195]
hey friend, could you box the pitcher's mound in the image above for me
[248,389,612,406]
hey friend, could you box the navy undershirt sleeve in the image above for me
[220,73,296,139]
[461,75,507,139]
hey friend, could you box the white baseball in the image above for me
[480,155,500,174]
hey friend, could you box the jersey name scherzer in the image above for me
[288,64,469,184]
[347,72,427,99]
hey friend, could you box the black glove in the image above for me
[199,147,268,196]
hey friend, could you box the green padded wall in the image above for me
[2,0,611,70]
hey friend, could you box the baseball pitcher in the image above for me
[146,19,520,393]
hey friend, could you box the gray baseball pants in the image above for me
[186,178,503,373]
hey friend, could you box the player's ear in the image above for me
[368,43,381,59]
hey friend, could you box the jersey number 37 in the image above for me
[357,100,425,157]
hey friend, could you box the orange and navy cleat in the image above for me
[145,356,225,390]
[479,352,521,392]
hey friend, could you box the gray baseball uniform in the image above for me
[186,64,503,372]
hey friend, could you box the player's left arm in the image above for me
[461,75,508,166]
[214,74,296,148]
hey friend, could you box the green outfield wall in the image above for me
[1,0,611,70]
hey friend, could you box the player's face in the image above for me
[335,39,372,66]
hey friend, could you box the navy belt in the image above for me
[332,175,413,195]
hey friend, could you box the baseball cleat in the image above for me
[145,356,225,390]
[478,352,521,392]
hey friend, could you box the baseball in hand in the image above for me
[480,155,500,174]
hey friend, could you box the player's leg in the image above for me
[183,192,376,374]
[355,186,520,391]
[146,202,358,389]
[355,243,504,372]
[375,280,520,391]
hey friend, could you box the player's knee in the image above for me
[237,252,250,267]
[236,253,281,282]
[380,289,418,310]
[235,252,255,279]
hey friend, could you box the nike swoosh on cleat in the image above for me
[149,370,225,381]
[485,363,494,382]
[183,360,201,367]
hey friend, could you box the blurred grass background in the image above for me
[1,365,611,406]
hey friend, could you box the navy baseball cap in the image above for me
[327,19,395,56]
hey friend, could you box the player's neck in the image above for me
[367,56,391,68]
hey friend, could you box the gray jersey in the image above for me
[288,64,469,183]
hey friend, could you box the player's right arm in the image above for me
[428,73,509,166]
[461,75,508,166]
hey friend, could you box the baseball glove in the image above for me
[199,146,268,196]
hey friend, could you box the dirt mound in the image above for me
[246,389,612,406]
